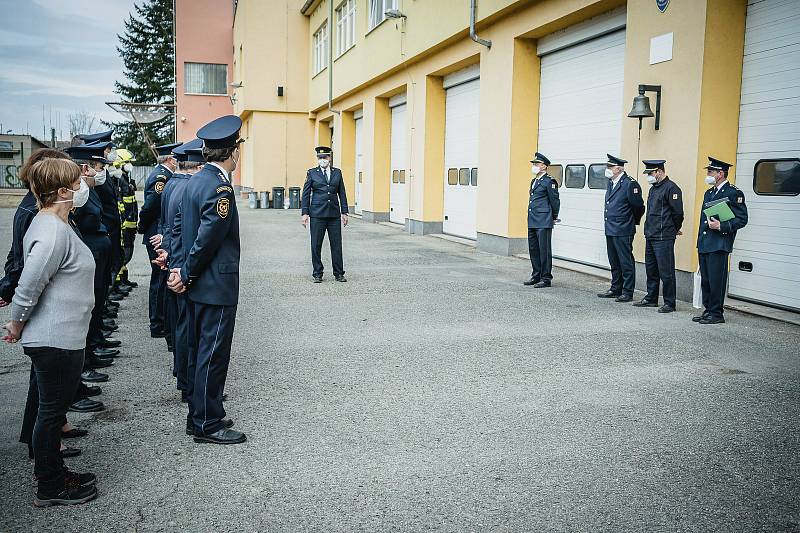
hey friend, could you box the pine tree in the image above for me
[106,0,175,165]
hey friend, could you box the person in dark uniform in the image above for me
[139,143,180,338]
[597,154,645,302]
[633,160,684,313]
[109,148,138,291]
[523,152,560,288]
[301,146,349,283]
[694,157,748,324]
[167,115,245,445]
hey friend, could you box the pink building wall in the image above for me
[175,0,233,144]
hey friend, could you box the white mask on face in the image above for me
[93,169,107,185]
[605,168,615,179]
[123,162,133,174]
[705,175,717,185]
[646,174,657,185]
[318,158,330,168]
[531,164,540,175]
[109,167,123,178]
[55,179,90,208]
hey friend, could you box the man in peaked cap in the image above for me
[166,115,245,444]
[597,154,645,302]
[301,145,350,283]
[633,160,684,313]
[523,152,560,288]
[139,142,180,340]
[694,156,748,324]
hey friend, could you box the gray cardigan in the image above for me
[10,213,95,350]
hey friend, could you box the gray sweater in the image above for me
[10,213,95,350]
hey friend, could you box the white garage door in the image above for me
[389,94,408,225]
[354,110,363,215]
[443,65,480,239]
[728,0,800,311]
[536,9,626,268]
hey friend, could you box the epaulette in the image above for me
[629,176,636,182]
[216,185,233,194]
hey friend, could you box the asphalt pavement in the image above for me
[0,204,798,532]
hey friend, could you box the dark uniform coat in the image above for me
[179,163,239,306]
[604,172,645,236]
[644,177,684,241]
[0,192,37,302]
[138,164,172,242]
[527,174,560,229]
[697,181,748,253]
[301,166,349,218]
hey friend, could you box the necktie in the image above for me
[325,169,330,184]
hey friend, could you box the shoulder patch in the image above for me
[737,196,743,203]
[216,197,230,218]
[633,187,639,194]
[216,185,233,194]
[672,193,679,200]
[154,181,165,194]
[551,183,556,189]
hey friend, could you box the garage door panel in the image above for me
[390,103,408,224]
[729,0,800,311]
[444,77,479,239]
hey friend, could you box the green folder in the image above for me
[703,198,735,222]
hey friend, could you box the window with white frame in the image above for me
[313,22,328,75]
[369,0,397,30]
[184,63,227,95]
[336,0,356,56]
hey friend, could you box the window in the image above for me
[369,0,397,30]
[336,0,356,57]
[459,168,470,186]
[358,171,363,183]
[447,168,458,185]
[470,168,478,186]
[313,22,329,75]
[392,170,399,183]
[754,159,800,196]
[184,63,227,95]
[564,165,586,189]
[548,164,563,187]
[587,164,607,189]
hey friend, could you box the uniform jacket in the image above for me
[73,189,108,239]
[527,173,560,229]
[95,178,121,236]
[301,166,349,218]
[179,163,239,306]
[138,164,173,242]
[604,172,645,237]
[644,177,684,240]
[159,173,190,261]
[0,191,37,301]
[696,181,748,254]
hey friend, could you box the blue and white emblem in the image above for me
[656,0,670,13]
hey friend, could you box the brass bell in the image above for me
[628,93,655,119]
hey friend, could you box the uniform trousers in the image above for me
[146,242,165,334]
[527,227,553,282]
[644,239,677,307]
[606,234,636,296]
[310,216,344,278]
[699,251,729,319]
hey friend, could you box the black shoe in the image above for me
[101,325,119,334]
[658,305,675,314]
[87,357,114,370]
[60,446,81,459]
[61,428,89,439]
[81,370,108,383]
[533,281,551,288]
[97,339,121,349]
[102,319,117,329]
[122,280,138,289]
[68,398,104,413]
[103,309,118,318]
[699,316,725,324]
[113,286,131,295]
[106,301,119,310]
[92,348,120,358]
[335,275,347,282]
[193,428,247,445]
[597,290,620,298]
[108,292,125,302]
[523,278,540,286]
[150,330,166,338]
[65,470,96,487]
[186,420,194,436]
[34,483,97,507]
[692,313,709,323]
[222,418,234,429]
[313,276,322,283]
[81,384,102,396]
[632,299,658,307]
[614,295,633,303]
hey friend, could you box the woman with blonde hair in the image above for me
[2,158,99,506]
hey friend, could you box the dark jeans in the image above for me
[146,242,165,334]
[23,346,84,491]
[645,239,677,307]
[527,227,553,282]
[606,234,636,296]
[310,217,344,278]
[19,364,67,446]
[699,251,729,318]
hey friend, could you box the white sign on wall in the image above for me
[649,32,674,65]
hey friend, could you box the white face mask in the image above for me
[318,158,330,168]
[705,175,717,185]
[109,167,123,178]
[93,169,107,185]
[54,179,90,208]
[646,174,657,185]
[605,168,615,179]
[123,162,133,174]
[532,164,543,175]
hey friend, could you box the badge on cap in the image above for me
[217,197,230,218]
[155,181,165,194]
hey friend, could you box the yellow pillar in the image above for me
[335,111,356,209]
[361,96,391,222]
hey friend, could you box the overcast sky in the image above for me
[0,0,136,141]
